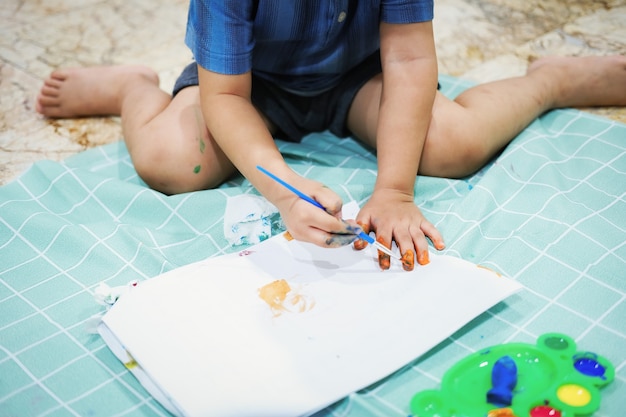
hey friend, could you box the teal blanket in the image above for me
[1,75,624,416]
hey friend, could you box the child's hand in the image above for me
[353,188,445,270]
[275,178,361,248]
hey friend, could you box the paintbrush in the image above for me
[256,165,400,259]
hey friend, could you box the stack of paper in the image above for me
[99,205,521,417]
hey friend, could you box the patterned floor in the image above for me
[1,0,626,184]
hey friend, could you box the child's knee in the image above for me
[421,130,493,178]
[131,144,209,194]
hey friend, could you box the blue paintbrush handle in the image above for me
[256,165,400,259]
[256,165,325,209]
[358,232,400,259]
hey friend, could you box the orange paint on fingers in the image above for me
[401,249,414,271]
[377,237,391,270]
[353,238,368,250]
[417,249,430,266]
[352,222,370,251]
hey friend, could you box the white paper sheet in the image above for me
[99,205,522,417]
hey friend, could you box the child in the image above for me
[36,1,626,270]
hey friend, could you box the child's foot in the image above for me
[36,65,159,118]
[527,55,626,109]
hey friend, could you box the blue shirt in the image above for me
[185,0,434,94]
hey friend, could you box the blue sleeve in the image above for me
[184,0,257,74]
[381,0,434,23]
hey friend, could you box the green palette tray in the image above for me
[410,333,615,417]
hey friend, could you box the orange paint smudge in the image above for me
[258,279,291,316]
[258,279,314,317]
[477,264,502,277]
[488,408,517,417]
[289,293,313,313]
[401,249,414,271]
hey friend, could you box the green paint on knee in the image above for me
[193,165,201,174]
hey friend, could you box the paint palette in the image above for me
[410,333,614,417]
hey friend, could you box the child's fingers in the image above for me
[401,249,415,271]
[352,221,370,251]
[416,247,430,266]
[324,232,358,248]
[311,185,343,217]
[421,219,445,251]
[377,236,391,270]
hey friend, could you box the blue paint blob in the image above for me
[574,355,606,379]
[487,355,518,407]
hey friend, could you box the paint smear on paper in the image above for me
[124,352,138,369]
[477,264,502,277]
[258,279,315,317]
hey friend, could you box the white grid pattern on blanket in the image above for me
[1,75,624,417]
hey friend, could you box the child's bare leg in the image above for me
[36,66,235,193]
[425,55,626,177]
[527,55,626,108]
[36,66,159,118]
[349,55,626,178]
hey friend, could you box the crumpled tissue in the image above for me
[224,194,283,246]
[85,280,139,333]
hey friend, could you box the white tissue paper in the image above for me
[223,194,282,246]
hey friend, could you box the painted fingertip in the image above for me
[353,238,368,251]
[417,249,430,265]
[346,221,368,250]
[377,237,391,270]
[401,249,415,271]
[378,253,391,270]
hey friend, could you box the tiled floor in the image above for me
[1,0,625,186]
